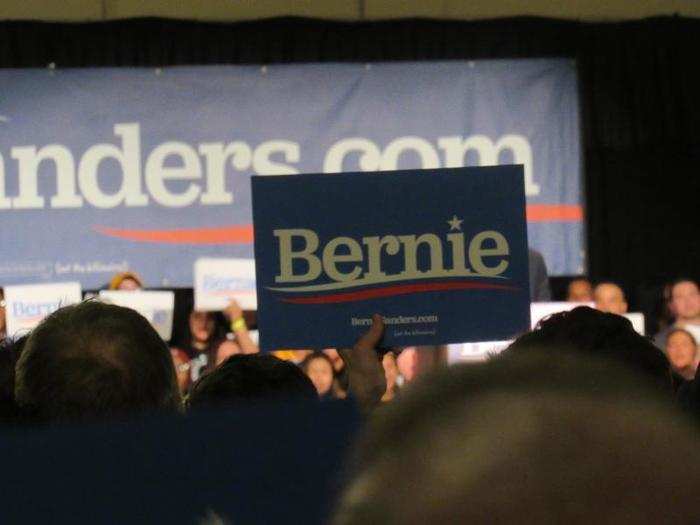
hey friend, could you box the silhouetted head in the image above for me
[186,354,318,410]
[15,301,181,423]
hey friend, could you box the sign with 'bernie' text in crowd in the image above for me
[252,166,531,350]
[4,282,82,338]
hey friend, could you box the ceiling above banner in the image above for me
[1,0,699,23]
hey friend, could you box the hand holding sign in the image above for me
[338,314,386,411]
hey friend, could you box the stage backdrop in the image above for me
[0,60,582,288]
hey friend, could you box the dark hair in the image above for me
[14,301,182,423]
[506,306,670,388]
[186,354,318,409]
[0,335,27,424]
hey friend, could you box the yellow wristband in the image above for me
[231,317,247,332]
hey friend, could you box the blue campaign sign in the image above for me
[0,60,581,289]
[252,166,531,349]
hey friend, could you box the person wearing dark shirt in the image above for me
[528,249,551,301]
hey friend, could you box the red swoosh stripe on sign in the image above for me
[526,204,583,222]
[279,280,519,304]
[93,225,254,245]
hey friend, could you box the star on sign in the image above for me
[447,215,463,231]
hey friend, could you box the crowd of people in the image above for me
[0,272,699,522]
[1,274,699,406]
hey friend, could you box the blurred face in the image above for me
[382,353,399,400]
[118,277,141,291]
[306,357,334,396]
[396,347,418,382]
[189,311,215,344]
[671,282,700,322]
[594,283,628,315]
[666,331,697,370]
[322,348,345,372]
[568,279,593,302]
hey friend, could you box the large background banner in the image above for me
[0,60,582,288]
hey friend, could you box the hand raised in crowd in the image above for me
[338,314,386,412]
[222,299,244,324]
[223,299,259,355]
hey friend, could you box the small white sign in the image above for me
[447,340,512,364]
[530,301,594,329]
[194,258,257,311]
[684,324,700,344]
[448,302,594,365]
[448,304,646,366]
[99,290,175,341]
[4,282,83,337]
[623,313,645,336]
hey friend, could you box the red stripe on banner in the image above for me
[526,204,583,222]
[279,280,519,304]
[93,225,254,245]
[93,204,582,245]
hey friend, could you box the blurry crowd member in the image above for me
[395,346,446,386]
[0,335,26,424]
[171,299,259,388]
[301,352,340,400]
[335,351,700,525]
[14,301,181,423]
[566,277,593,302]
[323,348,349,394]
[593,282,628,315]
[0,288,5,341]
[655,279,700,350]
[665,328,698,392]
[173,309,224,383]
[528,249,551,301]
[108,271,144,291]
[396,347,418,384]
[170,348,192,395]
[381,352,400,402]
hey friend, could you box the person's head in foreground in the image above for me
[567,277,593,302]
[334,351,700,525]
[593,282,628,315]
[506,306,669,390]
[14,301,181,423]
[665,328,698,381]
[186,354,318,409]
[301,352,337,399]
[108,271,144,291]
[669,278,700,325]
